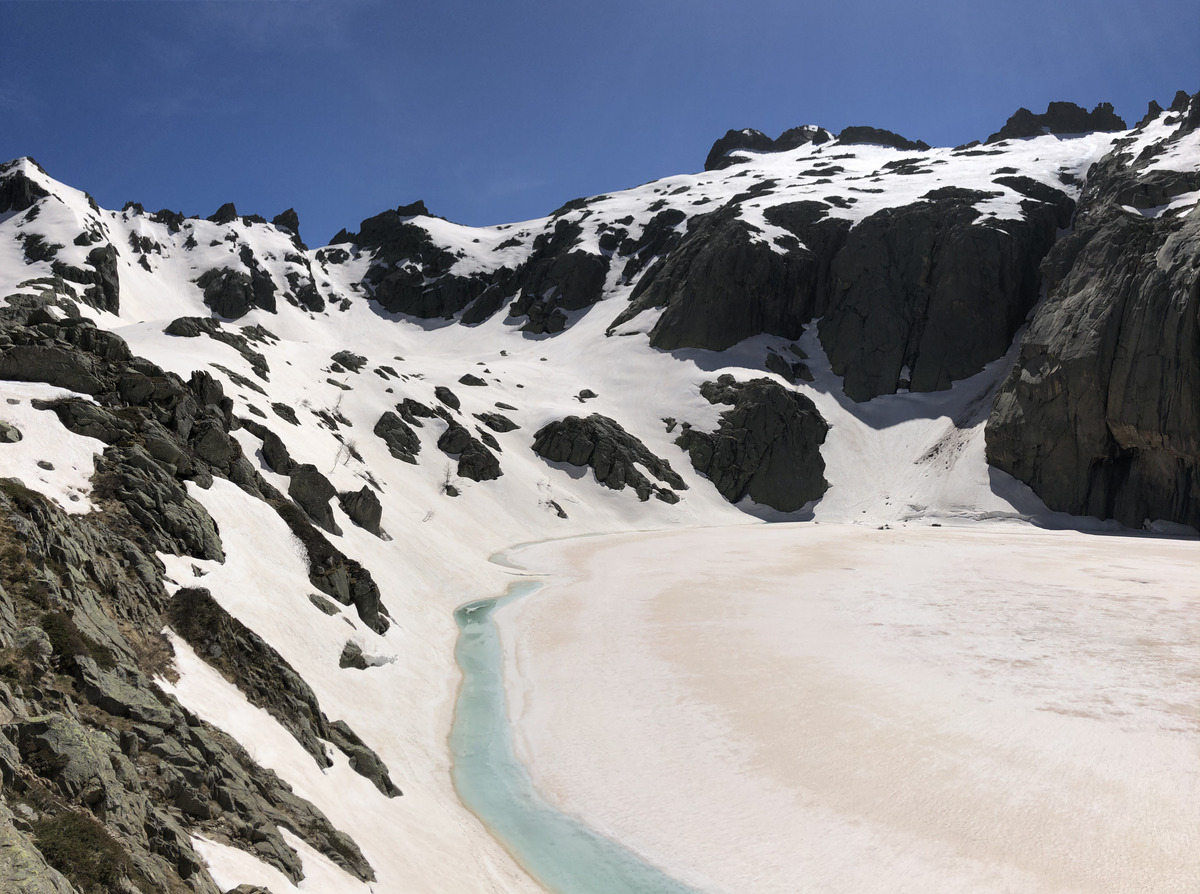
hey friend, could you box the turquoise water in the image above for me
[450,582,699,894]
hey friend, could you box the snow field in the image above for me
[498,525,1200,894]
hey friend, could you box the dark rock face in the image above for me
[616,208,687,283]
[837,126,930,151]
[288,464,342,535]
[329,720,402,798]
[0,159,50,212]
[613,200,850,351]
[85,244,120,313]
[236,245,278,313]
[93,442,227,560]
[272,499,390,634]
[987,98,1200,528]
[355,205,481,319]
[167,587,335,768]
[507,219,610,334]
[611,168,1070,402]
[533,414,685,502]
[46,244,121,313]
[820,186,1067,401]
[20,232,62,263]
[987,101,1127,143]
[240,418,295,474]
[373,411,421,464]
[676,375,828,511]
[704,128,776,171]
[350,205,609,331]
[340,641,370,669]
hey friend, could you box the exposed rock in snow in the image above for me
[533,414,685,503]
[986,100,1127,143]
[676,375,828,511]
[987,90,1200,528]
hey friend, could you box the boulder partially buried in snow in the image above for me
[533,414,685,503]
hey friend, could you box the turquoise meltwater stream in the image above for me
[450,582,699,894]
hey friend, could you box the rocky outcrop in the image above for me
[272,208,301,238]
[0,477,375,892]
[617,178,1068,400]
[271,500,390,634]
[196,267,258,320]
[986,94,1200,528]
[338,486,383,536]
[533,414,685,502]
[704,126,833,171]
[0,159,50,214]
[355,205,487,319]
[373,411,421,464]
[331,350,367,373]
[349,204,610,331]
[434,386,460,411]
[506,219,609,334]
[0,801,77,894]
[986,101,1126,143]
[46,244,120,314]
[676,375,828,511]
[164,316,270,380]
[167,587,399,799]
[437,421,501,482]
[288,464,342,535]
[207,202,239,225]
[837,126,929,151]
[83,245,120,314]
[473,411,518,433]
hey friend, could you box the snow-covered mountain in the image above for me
[0,91,1196,893]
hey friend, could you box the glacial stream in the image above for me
[450,580,699,894]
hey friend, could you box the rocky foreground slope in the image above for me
[0,92,1195,892]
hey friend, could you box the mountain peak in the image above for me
[986,100,1127,144]
[703,125,833,171]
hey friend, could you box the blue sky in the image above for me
[2,0,1197,245]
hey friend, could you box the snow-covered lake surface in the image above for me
[494,523,1200,894]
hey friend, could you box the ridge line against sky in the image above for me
[2,0,1198,245]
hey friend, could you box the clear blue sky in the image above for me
[2,0,1197,245]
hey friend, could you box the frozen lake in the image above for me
[451,583,698,894]
[488,523,1200,893]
